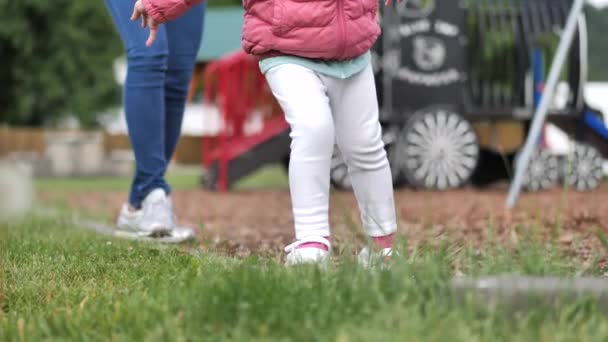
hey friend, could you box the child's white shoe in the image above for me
[358,246,394,269]
[284,236,330,266]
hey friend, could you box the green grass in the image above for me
[35,165,288,193]
[2,213,608,341]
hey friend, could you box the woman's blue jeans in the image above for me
[105,0,205,208]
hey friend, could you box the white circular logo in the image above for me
[397,0,436,19]
[412,36,446,71]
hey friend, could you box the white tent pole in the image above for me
[506,0,586,209]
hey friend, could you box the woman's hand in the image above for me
[131,0,159,47]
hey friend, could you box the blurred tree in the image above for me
[586,6,608,81]
[0,1,123,127]
[0,0,243,128]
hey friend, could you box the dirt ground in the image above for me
[40,183,608,265]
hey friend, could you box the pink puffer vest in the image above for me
[144,0,380,60]
[242,0,380,60]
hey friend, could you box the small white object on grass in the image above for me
[0,161,34,222]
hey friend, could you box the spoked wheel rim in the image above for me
[516,148,560,192]
[386,142,407,187]
[330,147,353,191]
[401,109,479,190]
[565,143,603,191]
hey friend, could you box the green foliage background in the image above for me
[0,0,241,128]
[0,1,605,128]
[586,5,608,81]
[0,1,123,127]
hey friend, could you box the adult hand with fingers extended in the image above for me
[131,0,159,46]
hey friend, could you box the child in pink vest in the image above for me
[133,0,398,267]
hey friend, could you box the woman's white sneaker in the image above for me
[117,189,173,236]
[284,236,331,266]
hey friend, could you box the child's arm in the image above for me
[131,0,203,46]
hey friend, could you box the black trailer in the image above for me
[330,0,608,192]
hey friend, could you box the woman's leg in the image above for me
[265,64,335,241]
[105,0,170,209]
[328,65,397,240]
[164,4,205,166]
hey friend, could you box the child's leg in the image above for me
[327,64,397,242]
[265,64,335,240]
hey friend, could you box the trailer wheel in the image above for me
[330,127,407,190]
[385,141,408,188]
[563,143,603,192]
[201,166,218,191]
[332,146,409,190]
[381,126,409,188]
[281,155,290,172]
[282,152,355,191]
[515,148,560,192]
[400,109,479,190]
[330,147,353,191]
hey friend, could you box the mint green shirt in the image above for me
[259,51,371,79]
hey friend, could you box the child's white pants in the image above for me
[265,63,397,240]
